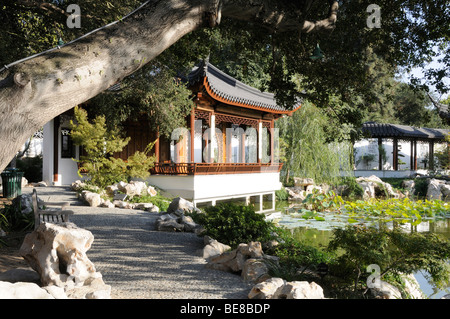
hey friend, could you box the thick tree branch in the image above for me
[221,0,339,33]
[0,0,340,172]
[301,0,338,33]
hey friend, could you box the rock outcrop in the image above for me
[18,222,110,299]
[248,277,325,299]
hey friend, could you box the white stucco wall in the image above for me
[148,172,282,202]
[42,119,81,186]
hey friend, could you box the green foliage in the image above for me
[129,194,172,212]
[0,203,34,232]
[70,106,155,188]
[277,101,353,185]
[265,227,333,282]
[275,187,289,201]
[89,65,195,138]
[434,133,450,170]
[16,156,43,183]
[327,225,450,291]
[336,177,364,199]
[189,203,275,248]
[343,198,449,224]
[301,190,344,213]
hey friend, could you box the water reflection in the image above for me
[271,201,450,299]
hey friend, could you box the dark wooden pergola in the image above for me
[361,122,449,171]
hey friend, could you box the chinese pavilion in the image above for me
[43,60,301,212]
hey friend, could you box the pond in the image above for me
[270,200,450,299]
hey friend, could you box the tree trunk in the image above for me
[0,0,338,173]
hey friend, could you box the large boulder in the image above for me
[0,281,55,299]
[155,197,202,233]
[201,236,231,259]
[19,222,110,298]
[356,175,400,199]
[206,241,274,283]
[248,277,325,299]
[167,197,197,216]
[276,281,325,299]
[12,193,42,215]
[426,179,442,200]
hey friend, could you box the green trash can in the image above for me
[1,168,24,198]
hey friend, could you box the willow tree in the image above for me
[0,0,448,172]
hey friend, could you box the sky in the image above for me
[400,51,449,101]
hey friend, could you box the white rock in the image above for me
[426,179,442,200]
[20,222,97,287]
[147,185,158,197]
[202,239,231,260]
[277,281,325,299]
[129,181,147,196]
[84,192,102,207]
[248,277,286,299]
[441,184,450,200]
[19,222,110,299]
[370,280,402,299]
[0,281,54,299]
[358,181,376,199]
[135,203,155,211]
[43,285,68,299]
[305,185,322,195]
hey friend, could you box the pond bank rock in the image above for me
[426,178,450,201]
[205,241,278,284]
[155,197,203,233]
[248,277,325,299]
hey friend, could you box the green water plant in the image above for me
[302,189,344,212]
[343,198,450,225]
[189,203,275,248]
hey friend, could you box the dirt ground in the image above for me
[0,232,29,273]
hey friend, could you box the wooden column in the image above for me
[270,120,275,164]
[410,140,414,170]
[413,140,417,170]
[257,120,262,163]
[53,116,60,183]
[154,127,160,163]
[429,141,435,170]
[210,114,215,163]
[378,138,383,170]
[393,138,398,171]
[190,110,195,163]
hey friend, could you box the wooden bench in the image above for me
[32,188,75,230]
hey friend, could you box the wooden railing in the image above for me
[150,162,283,175]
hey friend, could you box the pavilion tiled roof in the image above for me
[188,60,301,114]
[361,122,449,142]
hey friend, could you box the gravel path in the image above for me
[22,186,252,299]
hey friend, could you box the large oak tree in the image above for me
[0,0,448,172]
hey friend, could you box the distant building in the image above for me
[354,122,449,178]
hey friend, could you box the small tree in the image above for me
[327,225,450,294]
[70,106,155,188]
[435,133,450,170]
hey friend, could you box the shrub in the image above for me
[130,194,172,212]
[265,227,333,281]
[189,203,274,248]
[327,225,450,292]
[70,106,156,188]
[275,187,289,201]
[0,203,34,232]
